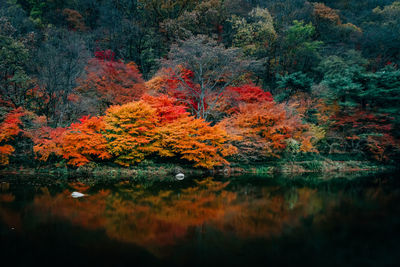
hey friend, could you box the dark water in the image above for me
[0,172,399,267]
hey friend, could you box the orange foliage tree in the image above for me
[103,95,236,168]
[33,126,66,162]
[144,94,236,168]
[156,115,237,168]
[103,100,160,166]
[145,67,204,116]
[60,116,111,166]
[221,102,314,162]
[33,116,111,166]
[75,50,146,114]
[0,108,26,165]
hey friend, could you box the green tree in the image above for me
[0,18,33,108]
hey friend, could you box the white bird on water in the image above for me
[71,192,85,198]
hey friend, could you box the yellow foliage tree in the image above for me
[156,115,237,168]
[104,101,160,166]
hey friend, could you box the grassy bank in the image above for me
[0,158,395,180]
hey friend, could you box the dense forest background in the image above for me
[1,0,400,169]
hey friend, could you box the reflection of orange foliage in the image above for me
[28,179,324,258]
[69,182,91,192]
[0,193,15,203]
[0,192,21,230]
[32,188,111,230]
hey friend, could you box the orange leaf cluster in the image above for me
[33,127,67,162]
[0,108,26,165]
[221,101,312,160]
[156,116,237,168]
[61,116,111,166]
[103,95,235,168]
[33,116,111,166]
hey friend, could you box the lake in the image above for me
[0,171,399,266]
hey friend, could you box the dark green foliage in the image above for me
[276,72,314,101]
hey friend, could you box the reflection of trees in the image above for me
[25,178,329,257]
[0,182,21,230]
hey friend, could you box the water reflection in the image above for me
[0,173,399,266]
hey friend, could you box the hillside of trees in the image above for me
[1,0,399,169]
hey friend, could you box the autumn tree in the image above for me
[155,115,237,168]
[33,116,111,166]
[75,50,146,115]
[162,35,253,120]
[0,108,27,165]
[213,84,273,119]
[103,101,160,166]
[0,108,41,166]
[60,116,111,166]
[33,126,66,163]
[221,101,314,163]
[330,109,399,161]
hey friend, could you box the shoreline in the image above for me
[0,159,394,178]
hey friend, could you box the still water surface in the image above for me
[0,172,399,266]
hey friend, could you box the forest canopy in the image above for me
[1,0,399,168]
